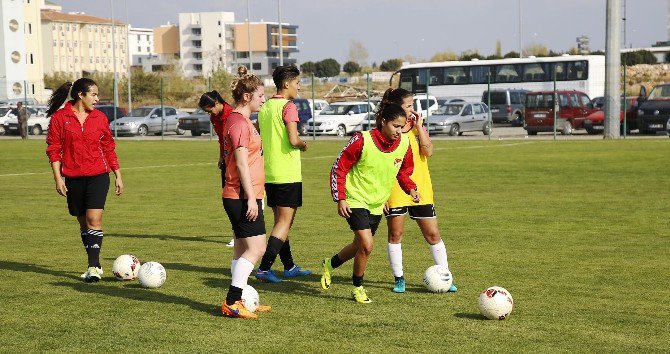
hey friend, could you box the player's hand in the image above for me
[410,110,424,127]
[115,177,124,196]
[55,177,67,197]
[383,201,390,215]
[300,142,308,152]
[337,200,352,218]
[410,188,420,203]
[246,199,259,221]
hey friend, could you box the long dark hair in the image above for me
[46,78,97,117]
[375,88,412,125]
[198,90,225,110]
[376,103,407,129]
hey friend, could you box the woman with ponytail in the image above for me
[380,88,457,294]
[219,66,271,319]
[45,78,124,283]
[198,90,235,247]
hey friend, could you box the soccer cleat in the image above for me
[392,277,406,293]
[283,265,312,278]
[448,283,458,292]
[320,258,333,290]
[255,269,282,283]
[226,239,235,248]
[351,286,372,304]
[80,267,103,283]
[221,300,258,319]
[255,304,272,313]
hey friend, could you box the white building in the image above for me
[178,11,235,78]
[0,0,34,102]
[128,26,154,66]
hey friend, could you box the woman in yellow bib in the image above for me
[382,88,457,293]
[321,104,419,303]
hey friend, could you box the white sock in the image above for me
[231,257,254,289]
[430,240,449,269]
[231,259,238,276]
[387,243,404,277]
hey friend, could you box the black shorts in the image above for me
[222,198,266,238]
[346,208,382,235]
[265,182,302,207]
[385,204,436,219]
[65,173,110,216]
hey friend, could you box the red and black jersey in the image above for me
[46,101,120,178]
[330,129,416,201]
[210,102,234,158]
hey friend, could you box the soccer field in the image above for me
[0,138,668,352]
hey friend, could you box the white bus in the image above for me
[392,55,605,103]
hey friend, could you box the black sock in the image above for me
[226,285,243,305]
[331,254,344,269]
[258,236,284,271]
[86,229,103,268]
[80,230,87,247]
[279,239,295,270]
[394,276,404,281]
[352,274,364,287]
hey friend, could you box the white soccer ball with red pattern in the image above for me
[423,265,453,293]
[112,254,141,280]
[479,286,514,320]
[241,285,259,312]
[137,262,167,288]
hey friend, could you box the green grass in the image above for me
[1,138,669,353]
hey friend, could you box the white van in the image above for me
[307,101,375,137]
[413,94,438,117]
[309,99,329,116]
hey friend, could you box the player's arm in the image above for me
[283,102,307,151]
[330,133,363,217]
[396,145,419,202]
[411,110,433,157]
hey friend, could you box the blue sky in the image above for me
[59,0,668,64]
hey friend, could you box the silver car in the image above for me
[110,106,187,136]
[426,102,492,136]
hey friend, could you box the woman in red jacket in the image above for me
[46,78,124,283]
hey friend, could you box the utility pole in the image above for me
[278,0,283,66]
[247,0,252,73]
[604,0,621,139]
[518,0,523,58]
[125,0,132,115]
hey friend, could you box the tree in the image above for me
[119,68,160,103]
[503,51,520,58]
[495,40,502,58]
[44,72,77,90]
[622,50,658,66]
[315,58,340,77]
[523,43,550,57]
[379,58,402,72]
[343,61,361,76]
[209,69,231,101]
[459,50,484,61]
[348,40,369,67]
[430,51,457,62]
[300,61,317,75]
[591,50,605,56]
[486,54,503,60]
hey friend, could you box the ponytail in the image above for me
[46,77,97,117]
[230,66,263,104]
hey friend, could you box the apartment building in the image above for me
[232,22,298,77]
[178,12,235,78]
[128,26,153,66]
[41,10,128,77]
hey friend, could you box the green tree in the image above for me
[315,58,341,77]
[379,58,402,71]
[622,50,658,66]
[300,61,317,75]
[430,51,457,62]
[208,69,232,101]
[503,51,520,58]
[119,68,160,103]
[486,54,503,60]
[44,72,77,90]
[459,50,484,61]
[343,61,361,76]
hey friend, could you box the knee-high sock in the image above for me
[278,239,295,270]
[258,236,284,271]
[231,259,238,276]
[430,240,448,268]
[387,243,404,278]
[231,257,254,289]
[86,229,103,268]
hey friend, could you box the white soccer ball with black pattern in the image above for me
[137,261,167,288]
[112,254,141,280]
[423,265,453,293]
[241,285,259,312]
[479,286,514,320]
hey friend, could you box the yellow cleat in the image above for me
[221,300,258,319]
[351,286,372,304]
[255,304,272,313]
[320,258,333,290]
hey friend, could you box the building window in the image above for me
[218,33,222,38]
[30,54,33,64]
[53,40,57,47]
[147,46,150,52]
[218,21,221,25]
[89,43,92,48]
[193,52,202,60]
[219,45,222,49]
[146,34,150,41]
[137,34,141,41]
[90,58,93,63]
[138,57,142,63]
[191,28,201,35]
[192,40,201,47]
[32,84,35,94]
[74,40,78,47]
[194,64,202,71]
[138,46,141,52]
[252,63,261,70]
[28,23,32,34]
[237,52,249,59]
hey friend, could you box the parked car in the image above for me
[178,108,212,136]
[0,106,16,135]
[307,101,374,137]
[413,94,438,117]
[583,97,638,135]
[481,89,527,125]
[523,90,597,135]
[350,113,377,134]
[96,105,127,123]
[636,83,670,134]
[309,99,329,116]
[0,97,38,106]
[426,102,492,136]
[292,98,314,135]
[3,107,50,135]
[591,96,605,109]
[110,106,187,136]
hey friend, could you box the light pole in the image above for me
[278,0,283,66]
[125,0,131,115]
[519,0,523,58]
[247,0,252,73]
[110,0,118,138]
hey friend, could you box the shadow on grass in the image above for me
[107,233,230,244]
[161,262,229,274]
[203,274,339,300]
[454,312,488,321]
[0,261,81,281]
[51,281,221,317]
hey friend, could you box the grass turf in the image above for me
[0,138,668,352]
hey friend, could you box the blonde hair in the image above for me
[230,66,263,104]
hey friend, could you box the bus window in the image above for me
[400,72,413,92]
[552,62,567,81]
[469,66,491,84]
[430,68,443,86]
[444,67,468,85]
[567,60,588,80]
[496,65,521,83]
[417,69,428,87]
[522,63,548,82]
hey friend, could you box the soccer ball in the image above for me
[423,265,453,293]
[137,262,167,288]
[112,254,141,280]
[241,285,259,312]
[478,286,514,320]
